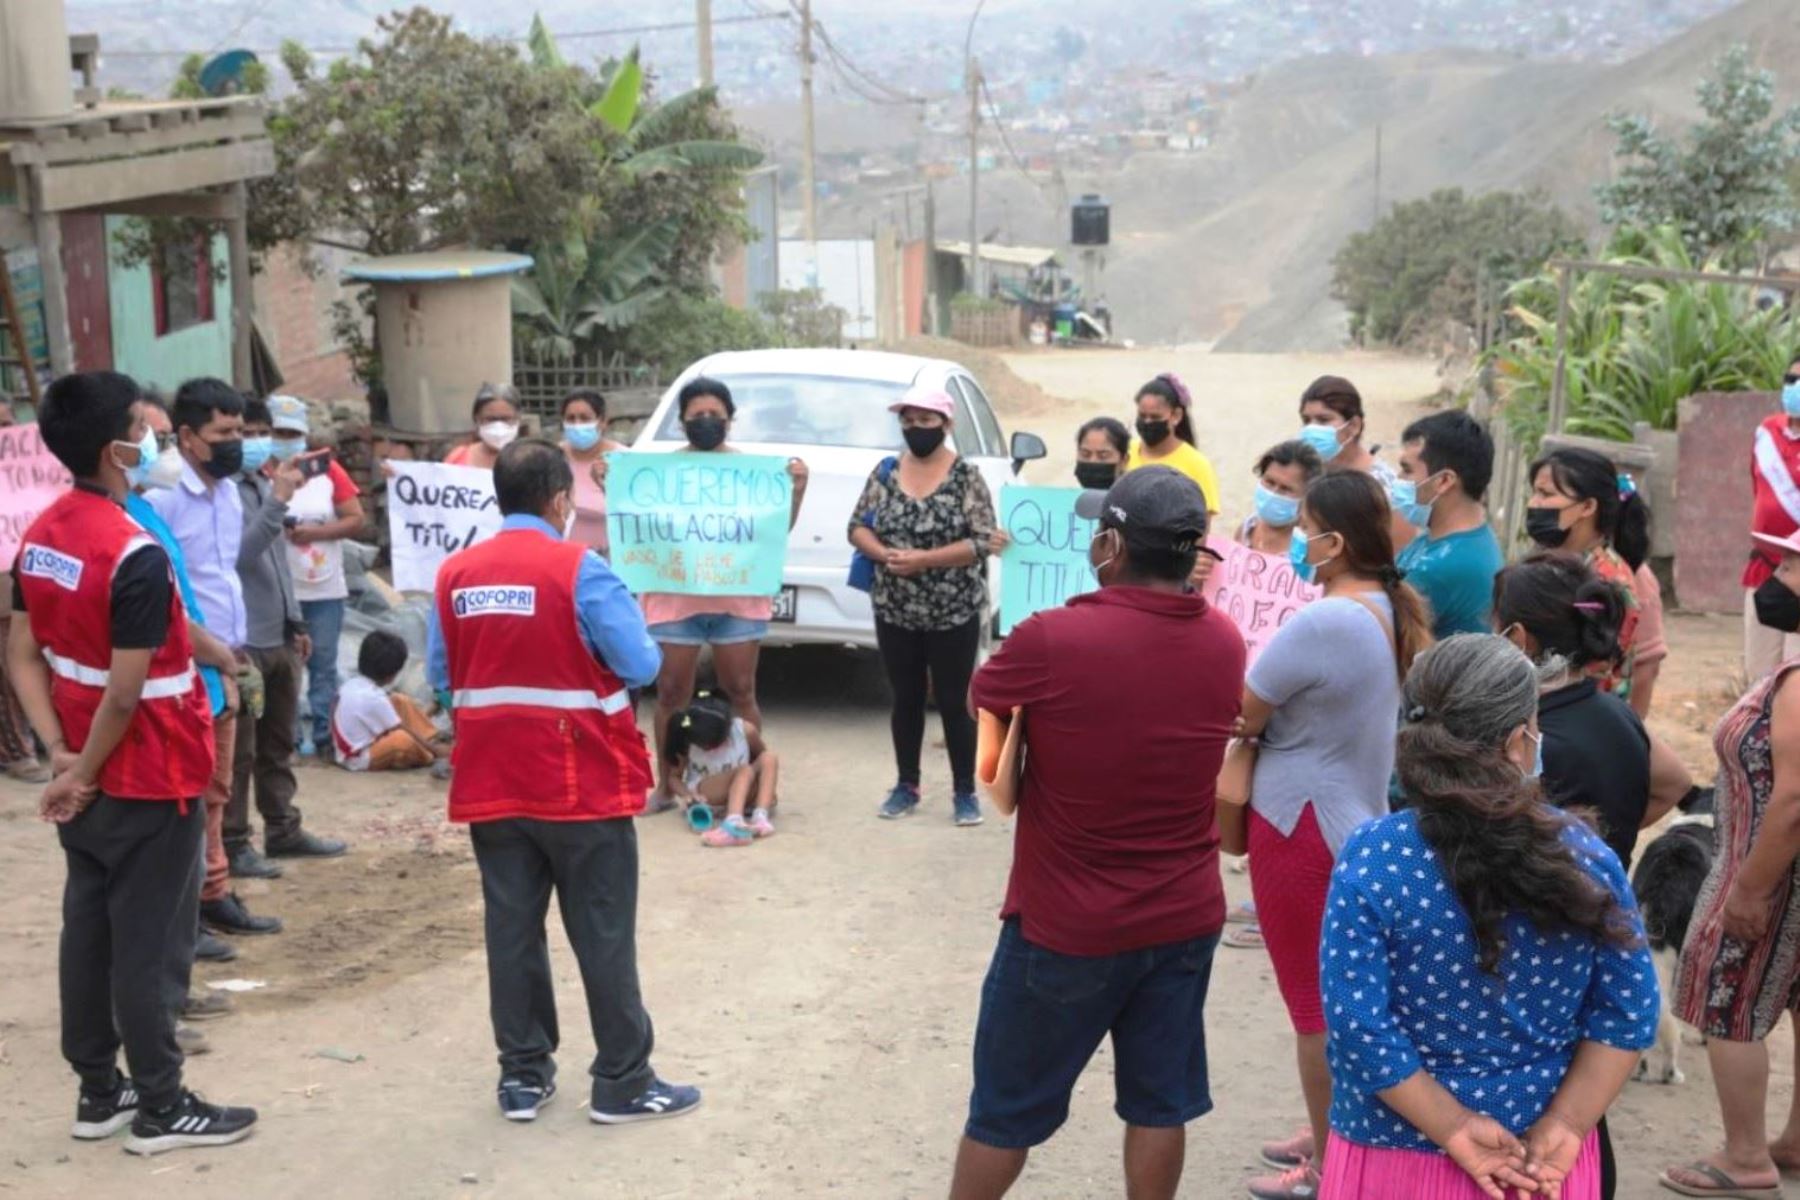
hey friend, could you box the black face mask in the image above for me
[1136,417,1171,446]
[683,415,728,451]
[1525,506,1571,548]
[903,426,946,458]
[1074,461,1118,491]
[1756,576,1800,633]
[203,438,244,480]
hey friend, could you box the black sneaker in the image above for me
[589,1078,701,1125]
[201,893,282,936]
[180,990,233,1021]
[265,830,347,859]
[227,846,284,879]
[497,1077,556,1122]
[124,1090,257,1156]
[195,931,238,963]
[71,1079,139,1140]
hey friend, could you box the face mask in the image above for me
[1389,477,1437,528]
[560,495,577,540]
[1755,575,1800,633]
[1299,423,1344,461]
[201,437,244,480]
[1525,505,1573,548]
[1783,381,1800,417]
[270,437,306,462]
[1522,729,1544,780]
[684,415,728,451]
[1074,461,1118,491]
[903,426,946,458]
[116,428,160,489]
[142,450,185,491]
[241,436,273,473]
[1089,529,1119,580]
[564,422,602,451]
[479,421,519,451]
[1136,417,1171,446]
[1254,484,1300,528]
[1289,528,1318,584]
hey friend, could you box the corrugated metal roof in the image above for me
[936,241,1060,269]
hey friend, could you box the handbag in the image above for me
[848,455,900,593]
[977,707,1026,815]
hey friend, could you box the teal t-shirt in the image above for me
[1397,523,1505,638]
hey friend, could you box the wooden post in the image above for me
[1547,263,1573,436]
[696,0,714,87]
[227,182,252,391]
[27,169,74,377]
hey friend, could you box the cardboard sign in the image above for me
[998,485,1097,633]
[0,423,73,571]
[386,461,502,592]
[1199,536,1321,664]
[606,451,793,595]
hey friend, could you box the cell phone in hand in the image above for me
[296,450,331,480]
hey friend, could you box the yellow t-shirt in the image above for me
[1125,439,1220,513]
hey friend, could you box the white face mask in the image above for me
[478,421,519,451]
[560,495,577,540]
[141,451,186,491]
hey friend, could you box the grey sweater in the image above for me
[235,473,302,651]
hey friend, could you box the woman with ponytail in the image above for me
[1320,634,1659,1200]
[1123,374,1220,514]
[1221,471,1432,1199]
[1524,447,1663,714]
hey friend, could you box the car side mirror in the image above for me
[1010,431,1047,473]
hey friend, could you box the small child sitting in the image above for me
[665,692,779,847]
[332,630,448,772]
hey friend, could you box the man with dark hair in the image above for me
[8,371,256,1155]
[1394,410,1504,638]
[227,398,346,893]
[426,437,696,1126]
[948,467,1243,1200]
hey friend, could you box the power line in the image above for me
[979,74,1057,209]
[813,21,921,107]
[102,12,788,59]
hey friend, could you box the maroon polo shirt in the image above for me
[971,585,1244,957]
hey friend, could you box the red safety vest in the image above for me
[436,528,650,823]
[16,488,215,801]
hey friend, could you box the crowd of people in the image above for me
[8,355,1800,1200]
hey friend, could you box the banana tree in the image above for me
[512,216,683,356]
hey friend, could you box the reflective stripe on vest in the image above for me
[451,685,632,715]
[44,649,198,701]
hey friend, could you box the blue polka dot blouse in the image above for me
[1321,809,1660,1152]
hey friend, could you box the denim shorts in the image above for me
[964,918,1220,1149]
[646,613,770,647]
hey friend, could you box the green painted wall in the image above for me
[105,217,232,391]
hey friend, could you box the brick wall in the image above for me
[255,242,358,402]
[1674,391,1773,614]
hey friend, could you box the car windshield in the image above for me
[655,374,909,450]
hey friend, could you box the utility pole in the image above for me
[799,0,818,281]
[696,0,714,87]
[1372,122,1383,227]
[967,56,981,297]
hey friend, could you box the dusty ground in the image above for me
[0,349,1783,1199]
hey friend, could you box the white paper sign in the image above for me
[386,461,502,593]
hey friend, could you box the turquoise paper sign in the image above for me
[998,485,1097,633]
[606,451,793,595]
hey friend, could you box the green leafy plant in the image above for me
[511,214,683,356]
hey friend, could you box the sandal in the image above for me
[700,819,755,848]
[1659,1161,1783,1198]
[1224,925,1265,950]
[1225,900,1258,925]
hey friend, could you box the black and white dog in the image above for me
[1629,811,1717,1084]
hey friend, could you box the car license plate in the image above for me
[770,586,798,623]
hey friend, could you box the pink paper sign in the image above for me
[1198,536,1321,664]
[0,423,73,571]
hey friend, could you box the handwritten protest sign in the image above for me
[606,452,793,595]
[386,461,501,592]
[0,423,73,571]
[998,485,1097,633]
[1199,536,1320,664]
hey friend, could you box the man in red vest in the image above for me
[426,437,698,1125]
[6,372,257,1155]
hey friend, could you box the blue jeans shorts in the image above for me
[964,918,1220,1149]
[646,613,769,647]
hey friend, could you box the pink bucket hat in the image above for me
[888,388,956,419]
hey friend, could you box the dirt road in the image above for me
[0,350,1779,1200]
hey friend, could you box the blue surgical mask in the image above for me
[564,422,602,451]
[1784,381,1800,417]
[1299,424,1343,461]
[1254,484,1300,528]
[1390,477,1436,528]
[1524,729,1544,780]
[241,436,273,473]
[1288,528,1317,583]
[270,436,306,461]
[119,428,160,489]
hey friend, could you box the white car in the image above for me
[631,348,1047,649]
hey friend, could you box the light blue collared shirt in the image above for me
[426,514,661,694]
[145,458,248,650]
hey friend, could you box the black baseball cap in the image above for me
[1076,465,1221,559]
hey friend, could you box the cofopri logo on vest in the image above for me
[451,585,537,618]
[19,544,83,591]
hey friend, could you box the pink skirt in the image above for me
[1320,1130,1601,1200]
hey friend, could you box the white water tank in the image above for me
[0,0,75,122]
